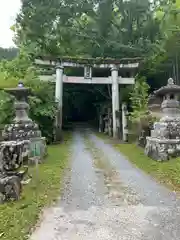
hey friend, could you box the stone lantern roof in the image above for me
[154,78,180,96]
[4,81,31,100]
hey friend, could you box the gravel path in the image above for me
[30,131,180,240]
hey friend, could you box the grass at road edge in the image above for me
[0,132,72,240]
[96,132,180,192]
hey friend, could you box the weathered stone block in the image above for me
[0,140,29,202]
[145,138,180,161]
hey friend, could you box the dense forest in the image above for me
[0,0,179,139]
[13,0,179,85]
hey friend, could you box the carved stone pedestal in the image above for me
[145,138,180,161]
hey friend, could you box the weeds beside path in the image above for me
[96,132,180,192]
[0,132,72,240]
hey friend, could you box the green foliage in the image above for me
[13,0,180,93]
[27,79,57,143]
[14,0,180,93]
[0,51,32,79]
[11,0,180,91]
[0,91,14,125]
[139,0,180,87]
[0,53,57,143]
[129,76,150,123]
[15,0,162,59]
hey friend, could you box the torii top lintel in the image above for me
[35,56,141,69]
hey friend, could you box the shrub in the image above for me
[129,76,153,145]
[0,57,57,143]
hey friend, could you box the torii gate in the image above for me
[35,56,140,140]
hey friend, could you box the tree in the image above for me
[10,0,180,136]
[141,0,180,87]
[129,76,155,145]
[130,76,150,123]
[14,0,162,59]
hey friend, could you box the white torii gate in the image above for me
[35,57,140,139]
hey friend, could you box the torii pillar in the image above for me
[111,65,120,138]
[55,63,63,141]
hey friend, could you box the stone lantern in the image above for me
[145,78,180,161]
[2,81,46,161]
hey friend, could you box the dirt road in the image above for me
[30,130,180,240]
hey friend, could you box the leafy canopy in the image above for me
[15,0,162,59]
[130,76,150,123]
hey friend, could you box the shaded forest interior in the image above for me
[63,67,112,125]
[63,83,98,122]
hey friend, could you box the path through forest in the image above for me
[30,129,180,240]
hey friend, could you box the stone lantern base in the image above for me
[2,121,47,163]
[145,116,180,161]
[145,137,180,161]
